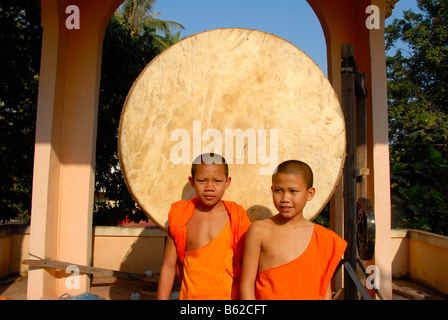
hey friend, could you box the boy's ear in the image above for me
[188,176,194,187]
[225,176,232,189]
[307,187,316,201]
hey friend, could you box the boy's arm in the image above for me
[324,285,332,300]
[157,235,178,300]
[240,222,263,300]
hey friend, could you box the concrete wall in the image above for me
[0,224,166,278]
[0,224,30,277]
[391,229,448,296]
[391,229,409,278]
[92,226,166,274]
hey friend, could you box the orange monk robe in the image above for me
[180,219,236,299]
[168,197,251,299]
[255,224,347,300]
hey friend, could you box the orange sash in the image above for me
[168,198,251,298]
[255,224,347,300]
[179,219,236,299]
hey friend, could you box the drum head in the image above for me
[118,28,345,230]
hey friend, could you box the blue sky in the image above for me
[154,0,422,75]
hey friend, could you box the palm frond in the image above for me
[115,0,184,38]
[139,18,184,35]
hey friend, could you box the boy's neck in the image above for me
[274,212,310,227]
[195,199,224,213]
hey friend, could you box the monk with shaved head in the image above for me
[240,160,347,300]
[157,153,251,300]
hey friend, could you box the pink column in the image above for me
[28,0,123,299]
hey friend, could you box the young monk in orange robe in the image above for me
[240,160,347,300]
[157,153,251,300]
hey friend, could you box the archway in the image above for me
[28,0,393,300]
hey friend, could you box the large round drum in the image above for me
[118,28,345,231]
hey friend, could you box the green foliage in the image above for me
[93,16,162,226]
[0,1,182,225]
[152,30,183,51]
[0,0,42,223]
[114,0,184,38]
[386,0,448,235]
[389,114,448,234]
[313,203,330,229]
[94,3,184,226]
[386,0,448,113]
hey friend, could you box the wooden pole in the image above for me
[23,258,154,280]
[341,44,358,300]
[356,72,369,199]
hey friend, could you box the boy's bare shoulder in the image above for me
[245,219,271,246]
[248,217,276,233]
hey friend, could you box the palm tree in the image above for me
[153,30,183,50]
[115,0,184,39]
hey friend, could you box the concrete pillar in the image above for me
[27,0,123,299]
[369,0,393,301]
[307,0,393,299]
